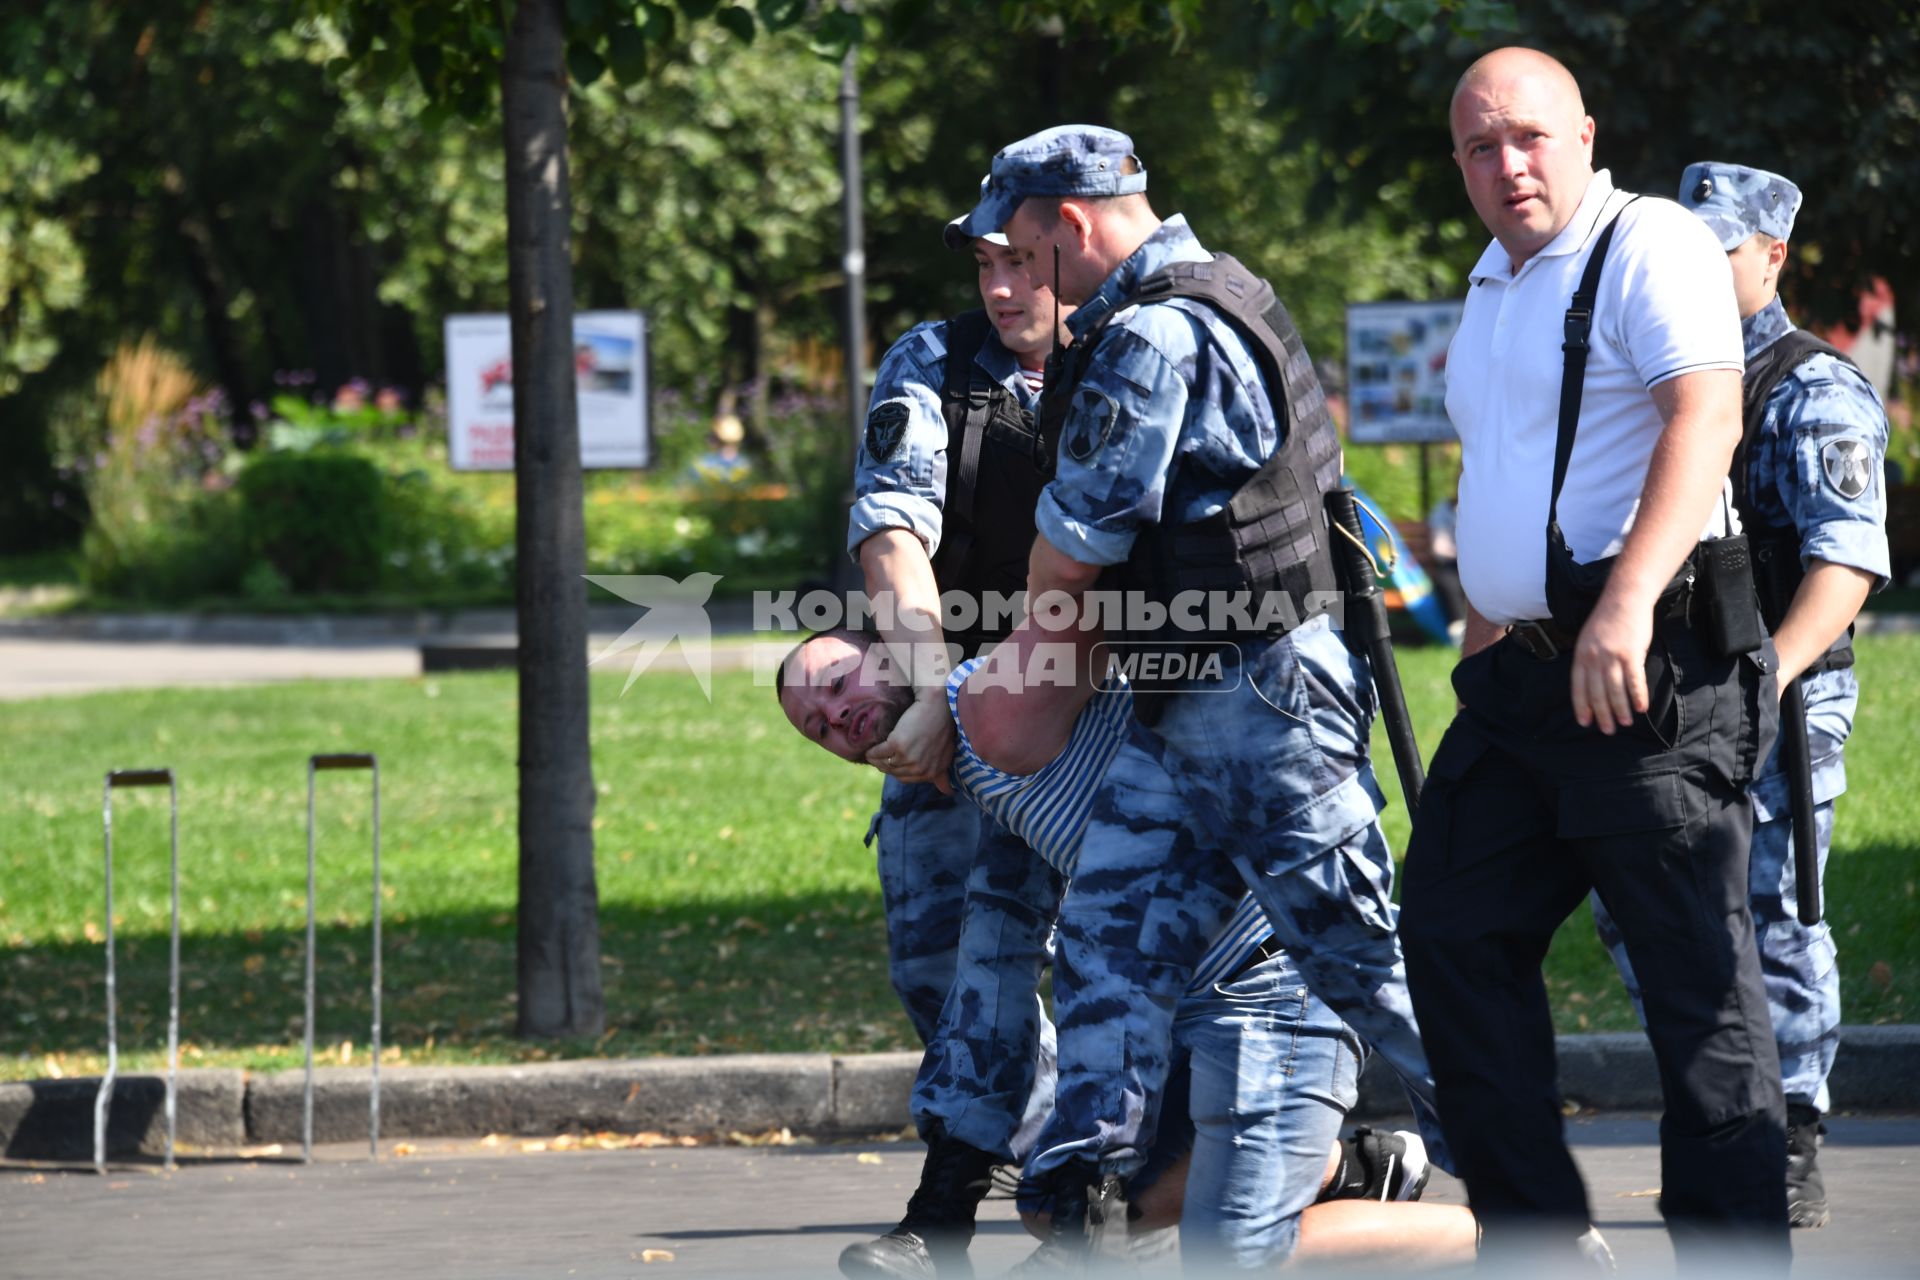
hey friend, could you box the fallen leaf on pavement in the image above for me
[641,1250,675,1264]
[393,1143,418,1157]
[857,1153,883,1165]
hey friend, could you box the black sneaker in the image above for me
[839,1130,1000,1279]
[1322,1128,1432,1203]
[1786,1103,1830,1229]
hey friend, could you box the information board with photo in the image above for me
[444,311,651,471]
[1344,300,1464,445]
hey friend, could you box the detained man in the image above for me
[778,620,1477,1273]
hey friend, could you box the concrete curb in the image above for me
[5,1031,1914,1161]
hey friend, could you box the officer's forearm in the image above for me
[857,528,952,701]
[1601,369,1744,612]
[1026,533,1103,610]
[1773,559,1874,686]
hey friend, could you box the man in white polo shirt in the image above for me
[1398,46,1790,1270]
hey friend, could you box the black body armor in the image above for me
[927,309,1047,656]
[1737,330,1860,673]
[1032,253,1344,643]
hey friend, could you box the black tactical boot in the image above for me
[1786,1102,1830,1229]
[839,1129,1000,1279]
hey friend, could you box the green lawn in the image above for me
[3,637,1916,1081]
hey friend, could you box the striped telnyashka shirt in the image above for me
[945,659,1272,995]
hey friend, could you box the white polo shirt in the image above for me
[1445,170,1743,625]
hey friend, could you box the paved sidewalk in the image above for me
[0,600,779,699]
[0,637,423,700]
[7,1117,1917,1278]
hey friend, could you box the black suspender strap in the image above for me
[1548,197,1640,528]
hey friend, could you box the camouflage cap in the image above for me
[1678,161,1802,250]
[945,175,1009,250]
[943,126,1147,250]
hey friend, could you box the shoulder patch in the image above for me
[1821,438,1872,500]
[866,401,911,463]
[918,327,948,362]
[1064,385,1119,463]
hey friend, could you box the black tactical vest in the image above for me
[927,309,1047,657]
[1737,329,1860,672]
[1032,253,1344,642]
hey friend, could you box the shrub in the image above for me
[62,339,241,599]
[234,451,389,593]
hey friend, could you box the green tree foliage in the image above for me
[1234,0,1920,332]
[1,0,1528,556]
[0,5,439,411]
[0,123,91,398]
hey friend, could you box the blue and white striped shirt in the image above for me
[945,659,1273,995]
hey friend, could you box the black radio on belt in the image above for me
[1695,532,1766,657]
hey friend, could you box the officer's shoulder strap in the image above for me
[1119,253,1296,424]
[1114,255,1337,524]
[1734,328,1859,514]
[1125,253,1277,322]
[1743,329,1856,415]
[939,309,997,535]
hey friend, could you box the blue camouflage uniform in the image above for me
[1593,163,1890,1117]
[938,127,1448,1193]
[849,317,1059,1148]
[1036,213,1447,1174]
[931,659,1370,1265]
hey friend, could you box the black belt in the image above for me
[1507,580,1695,663]
[1507,617,1580,661]
[1225,933,1287,981]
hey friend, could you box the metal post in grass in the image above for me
[96,768,182,1175]
[303,753,382,1164]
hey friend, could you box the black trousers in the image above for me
[1401,617,1790,1267]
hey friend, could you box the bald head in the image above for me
[1450,48,1585,141]
[1449,46,1597,271]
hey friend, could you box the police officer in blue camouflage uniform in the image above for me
[801,205,1083,1279]
[848,213,1069,1054]
[1592,161,1890,1230]
[940,125,1450,1268]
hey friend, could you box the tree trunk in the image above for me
[501,0,604,1039]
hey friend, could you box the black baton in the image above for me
[1325,487,1425,810]
[1778,674,1822,926]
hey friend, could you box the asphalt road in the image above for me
[6,1115,1917,1278]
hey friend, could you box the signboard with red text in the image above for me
[445,311,650,470]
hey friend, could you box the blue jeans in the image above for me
[1146,619,1448,1170]
[1166,948,1363,1268]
